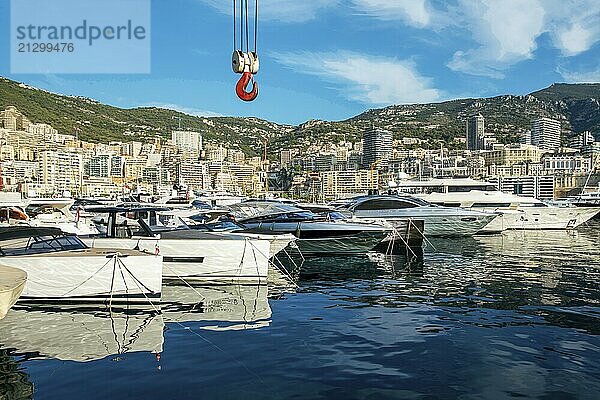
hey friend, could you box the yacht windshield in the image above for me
[0,234,86,256]
[352,197,428,210]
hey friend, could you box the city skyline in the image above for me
[1,101,598,202]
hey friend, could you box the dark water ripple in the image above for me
[1,222,599,399]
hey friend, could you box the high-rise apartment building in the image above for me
[363,129,392,168]
[531,118,561,151]
[466,114,485,150]
[171,130,203,152]
[38,151,83,194]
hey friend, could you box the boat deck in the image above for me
[5,247,157,258]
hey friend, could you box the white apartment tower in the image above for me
[531,118,561,151]
[171,130,203,153]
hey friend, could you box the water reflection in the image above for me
[0,307,164,362]
[162,284,271,331]
[0,349,33,399]
[0,224,599,399]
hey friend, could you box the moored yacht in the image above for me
[84,205,271,284]
[157,209,297,259]
[227,201,409,255]
[25,197,99,236]
[0,226,162,303]
[334,195,499,236]
[570,189,600,208]
[394,178,599,231]
[0,192,29,226]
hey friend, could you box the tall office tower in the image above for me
[363,128,392,168]
[531,118,561,151]
[466,114,485,150]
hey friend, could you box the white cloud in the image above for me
[350,0,600,78]
[545,0,600,56]
[144,103,222,118]
[447,0,546,78]
[200,0,339,23]
[352,0,431,27]
[271,51,441,105]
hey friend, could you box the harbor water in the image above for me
[1,222,600,399]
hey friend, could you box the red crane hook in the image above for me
[236,71,259,102]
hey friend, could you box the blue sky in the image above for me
[1,0,599,125]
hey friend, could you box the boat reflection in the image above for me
[0,306,164,362]
[0,283,274,366]
[298,251,424,282]
[161,284,272,331]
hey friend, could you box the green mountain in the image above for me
[0,77,289,156]
[1,77,599,156]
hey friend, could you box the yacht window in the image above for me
[206,220,241,231]
[279,211,314,221]
[354,199,418,210]
[442,203,462,207]
[448,186,490,192]
[513,184,524,195]
[165,198,190,204]
[471,203,511,208]
[325,211,347,221]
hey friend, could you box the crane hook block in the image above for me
[248,52,260,74]
[236,71,259,102]
[232,50,246,74]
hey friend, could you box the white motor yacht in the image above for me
[25,197,99,236]
[0,226,162,303]
[0,192,29,226]
[84,206,272,284]
[157,209,297,259]
[394,178,599,231]
[570,188,600,208]
[334,195,499,236]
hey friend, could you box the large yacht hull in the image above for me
[479,207,599,231]
[415,190,600,231]
[294,231,389,255]
[1,249,162,303]
[352,213,496,237]
[230,233,296,258]
[240,221,390,255]
[86,235,271,284]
